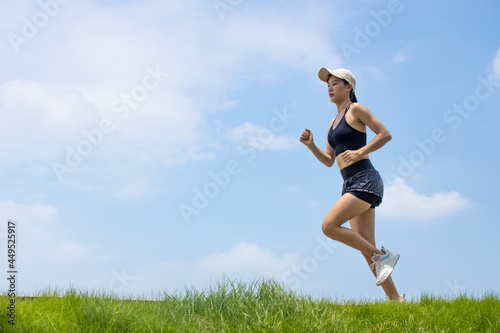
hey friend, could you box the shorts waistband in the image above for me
[340,159,374,180]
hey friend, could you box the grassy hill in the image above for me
[1,278,498,332]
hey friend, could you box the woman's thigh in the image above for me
[323,193,371,229]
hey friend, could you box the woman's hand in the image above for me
[300,128,314,147]
[338,150,365,164]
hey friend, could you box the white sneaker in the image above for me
[371,246,400,286]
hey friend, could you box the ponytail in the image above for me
[341,78,358,103]
[349,90,358,103]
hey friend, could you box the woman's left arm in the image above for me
[339,103,391,163]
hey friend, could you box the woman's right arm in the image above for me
[300,128,336,167]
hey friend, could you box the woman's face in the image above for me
[327,76,351,103]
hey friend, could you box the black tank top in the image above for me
[328,104,366,156]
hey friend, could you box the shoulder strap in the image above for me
[344,103,352,114]
[340,103,352,122]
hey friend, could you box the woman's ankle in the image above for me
[386,294,405,302]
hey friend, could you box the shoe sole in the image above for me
[376,254,400,286]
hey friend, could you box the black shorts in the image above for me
[341,159,384,208]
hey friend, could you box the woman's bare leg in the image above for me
[349,208,402,300]
[321,193,385,257]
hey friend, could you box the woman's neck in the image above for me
[336,99,352,114]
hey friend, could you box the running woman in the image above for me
[300,68,403,301]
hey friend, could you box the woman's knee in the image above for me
[322,221,339,239]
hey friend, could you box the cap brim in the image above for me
[318,67,332,82]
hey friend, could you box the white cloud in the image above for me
[0,0,343,183]
[83,242,300,297]
[49,241,92,264]
[0,201,57,224]
[198,243,299,279]
[309,200,320,208]
[393,52,408,64]
[0,201,58,239]
[227,122,298,151]
[218,4,343,74]
[0,80,98,164]
[378,178,472,221]
[0,201,95,268]
[48,0,342,110]
[367,67,386,80]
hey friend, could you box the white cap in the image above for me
[318,67,356,91]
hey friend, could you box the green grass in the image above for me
[1,278,498,332]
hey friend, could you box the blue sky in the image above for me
[0,0,499,301]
